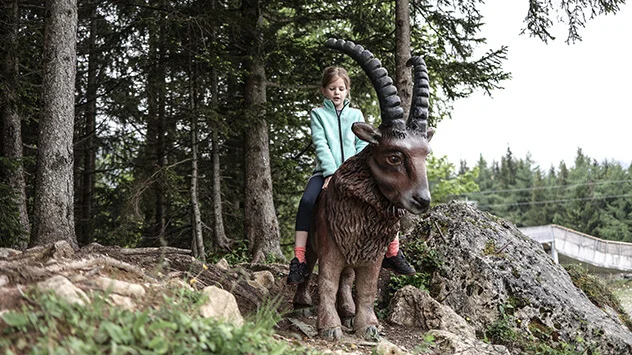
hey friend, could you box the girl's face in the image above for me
[321,77,348,109]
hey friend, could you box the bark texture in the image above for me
[209,64,229,250]
[31,0,78,248]
[395,0,412,117]
[0,0,30,249]
[242,0,282,263]
[76,3,97,246]
[189,56,205,261]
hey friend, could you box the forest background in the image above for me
[1,0,629,263]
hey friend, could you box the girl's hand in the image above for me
[323,176,331,189]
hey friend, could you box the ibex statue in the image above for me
[292,39,435,341]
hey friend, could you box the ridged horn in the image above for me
[325,38,404,127]
[406,56,430,134]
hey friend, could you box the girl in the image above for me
[287,66,415,284]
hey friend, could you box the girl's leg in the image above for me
[294,231,308,263]
[288,175,324,284]
[383,233,416,275]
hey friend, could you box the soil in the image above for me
[0,243,429,354]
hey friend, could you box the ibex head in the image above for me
[325,39,434,214]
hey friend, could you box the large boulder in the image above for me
[406,201,632,354]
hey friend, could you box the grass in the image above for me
[564,263,632,332]
[0,285,312,354]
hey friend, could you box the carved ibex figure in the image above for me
[292,39,435,340]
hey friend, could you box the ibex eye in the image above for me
[386,154,403,165]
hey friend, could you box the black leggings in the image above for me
[295,175,325,232]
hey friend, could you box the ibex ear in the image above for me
[426,128,435,142]
[352,122,381,144]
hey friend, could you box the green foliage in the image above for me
[453,148,632,243]
[484,303,518,346]
[412,332,436,354]
[209,240,251,265]
[427,155,479,205]
[384,237,443,309]
[0,287,308,354]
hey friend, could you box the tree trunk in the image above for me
[188,49,205,261]
[209,2,229,250]
[77,2,97,246]
[395,0,412,117]
[31,0,78,248]
[0,0,30,249]
[242,0,283,263]
[143,6,167,245]
[209,65,230,251]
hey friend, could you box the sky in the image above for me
[430,1,632,171]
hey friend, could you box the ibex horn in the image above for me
[406,56,430,135]
[325,38,404,127]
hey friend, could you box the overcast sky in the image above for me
[431,1,632,171]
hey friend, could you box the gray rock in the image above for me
[412,202,632,354]
[37,275,90,306]
[86,276,146,298]
[0,275,9,288]
[0,248,21,260]
[253,270,275,290]
[387,285,474,339]
[216,258,230,270]
[426,330,510,355]
[200,285,244,326]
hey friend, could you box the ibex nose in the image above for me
[412,192,431,211]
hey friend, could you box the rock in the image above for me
[287,317,318,338]
[246,279,269,296]
[37,275,90,306]
[253,270,275,290]
[426,330,510,355]
[88,277,146,298]
[0,248,21,259]
[375,340,408,355]
[387,285,474,338]
[51,240,75,259]
[412,202,632,354]
[200,285,244,326]
[0,275,9,288]
[109,294,135,311]
[216,258,230,270]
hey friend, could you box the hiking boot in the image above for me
[287,257,308,285]
[382,250,416,275]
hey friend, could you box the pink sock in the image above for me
[386,239,399,258]
[295,246,306,263]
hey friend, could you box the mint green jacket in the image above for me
[311,98,369,177]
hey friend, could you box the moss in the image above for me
[564,264,632,332]
[483,239,497,255]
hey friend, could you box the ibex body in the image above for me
[292,39,434,340]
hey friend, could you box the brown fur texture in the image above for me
[326,147,404,265]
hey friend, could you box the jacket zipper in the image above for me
[336,102,347,163]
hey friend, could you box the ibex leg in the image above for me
[317,249,345,340]
[337,266,356,328]
[353,261,382,341]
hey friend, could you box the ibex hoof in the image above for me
[320,327,343,341]
[363,325,380,341]
[341,317,354,329]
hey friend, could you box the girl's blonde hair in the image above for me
[321,66,350,89]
